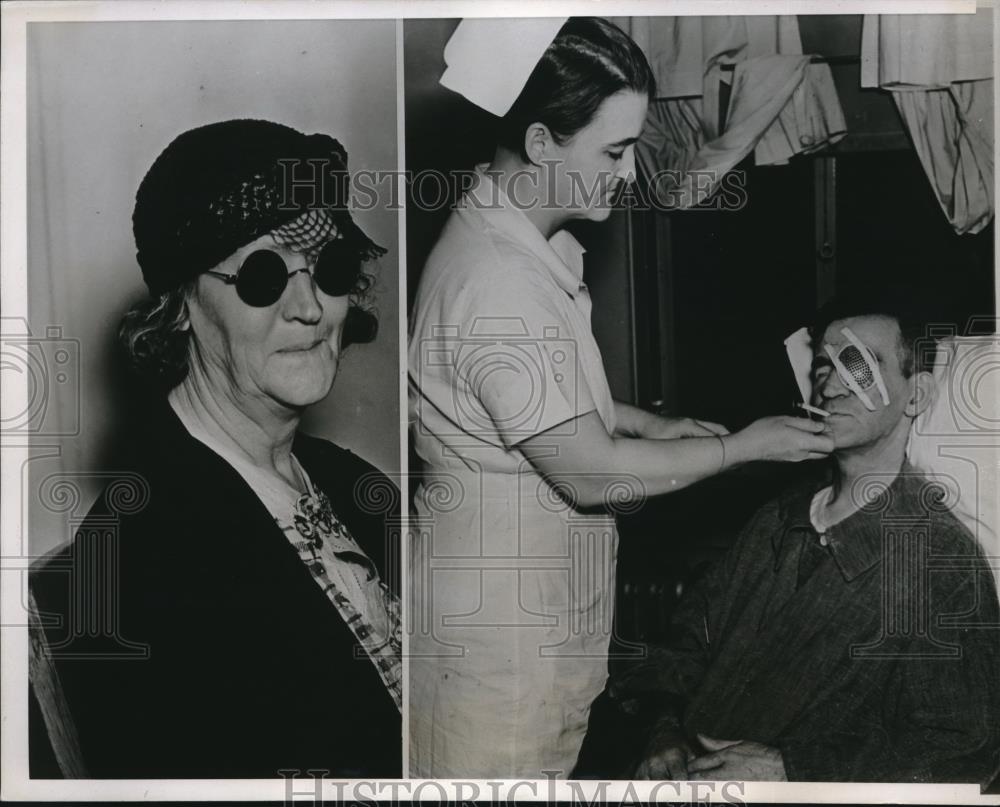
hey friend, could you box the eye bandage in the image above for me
[823,327,890,411]
[784,326,831,417]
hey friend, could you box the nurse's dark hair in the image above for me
[496,17,655,160]
[808,288,945,378]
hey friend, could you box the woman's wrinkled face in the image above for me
[186,232,350,413]
[549,90,649,222]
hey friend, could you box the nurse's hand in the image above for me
[727,416,833,464]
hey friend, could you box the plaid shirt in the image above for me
[649,463,1000,783]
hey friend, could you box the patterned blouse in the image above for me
[282,472,402,710]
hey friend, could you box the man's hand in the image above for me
[607,646,678,711]
[688,734,787,781]
[633,723,695,780]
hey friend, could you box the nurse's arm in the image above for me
[613,401,728,440]
[518,410,832,508]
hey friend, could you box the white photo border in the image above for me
[2,0,994,803]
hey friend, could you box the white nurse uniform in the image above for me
[408,166,619,778]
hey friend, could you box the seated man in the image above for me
[616,298,1000,783]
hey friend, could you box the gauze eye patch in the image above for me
[823,326,890,411]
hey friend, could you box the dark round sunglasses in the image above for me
[205,239,361,307]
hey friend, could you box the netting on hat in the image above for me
[270,208,341,257]
[202,161,345,252]
[207,172,287,223]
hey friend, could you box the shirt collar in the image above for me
[775,460,928,582]
[461,164,587,298]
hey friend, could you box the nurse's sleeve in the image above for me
[454,271,598,449]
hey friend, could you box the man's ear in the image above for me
[905,370,936,418]
[523,121,554,166]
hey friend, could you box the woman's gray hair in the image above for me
[118,283,194,390]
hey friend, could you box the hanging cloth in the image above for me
[611,15,804,109]
[861,10,994,234]
[616,16,847,209]
[753,61,847,166]
[636,56,846,209]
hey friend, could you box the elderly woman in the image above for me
[30,119,401,778]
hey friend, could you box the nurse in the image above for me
[408,17,834,779]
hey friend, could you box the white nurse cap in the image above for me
[440,17,569,117]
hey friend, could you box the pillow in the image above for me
[907,335,999,586]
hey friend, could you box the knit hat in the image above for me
[133,119,385,296]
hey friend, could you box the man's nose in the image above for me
[282,268,323,323]
[816,369,850,401]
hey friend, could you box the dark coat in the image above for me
[30,399,401,778]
